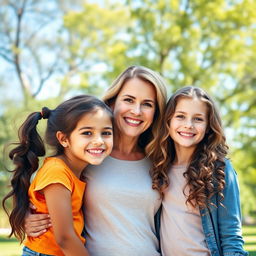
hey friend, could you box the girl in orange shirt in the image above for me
[3,95,113,256]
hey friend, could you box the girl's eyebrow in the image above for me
[122,94,155,103]
[104,127,113,130]
[78,126,113,131]
[79,127,92,130]
[175,110,205,116]
[174,110,186,114]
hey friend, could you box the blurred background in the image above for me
[0,0,255,254]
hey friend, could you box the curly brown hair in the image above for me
[150,86,228,209]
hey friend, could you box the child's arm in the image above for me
[44,183,89,256]
[217,160,248,255]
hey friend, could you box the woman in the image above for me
[24,66,167,256]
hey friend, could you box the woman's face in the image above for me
[112,77,156,140]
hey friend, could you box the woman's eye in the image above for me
[124,98,133,103]
[143,102,153,108]
[176,115,184,119]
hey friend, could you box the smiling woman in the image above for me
[82,66,167,256]
[110,77,156,155]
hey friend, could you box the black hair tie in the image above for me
[40,107,51,119]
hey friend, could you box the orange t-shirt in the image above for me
[25,157,86,256]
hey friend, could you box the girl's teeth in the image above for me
[88,150,103,153]
[179,132,193,137]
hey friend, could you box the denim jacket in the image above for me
[200,159,248,256]
[154,159,248,256]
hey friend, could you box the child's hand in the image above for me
[24,203,51,237]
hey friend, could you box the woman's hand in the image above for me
[24,204,51,237]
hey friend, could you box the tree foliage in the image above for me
[0,0,70,101]
[0,0,255,219]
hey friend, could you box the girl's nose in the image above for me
[92,135,104,145]
[184,119,194,128]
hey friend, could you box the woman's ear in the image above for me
[56,131,68,148]
[110,101,115,111]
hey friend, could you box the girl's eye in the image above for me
[82,131,92,135]
[194,117,204,122]
[176,115,184,119]
[102,131,113,136]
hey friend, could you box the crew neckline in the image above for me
[108,155,148,163]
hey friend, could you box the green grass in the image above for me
[0,236,22,256]
[243,225,256,256]
[0,225,255,256]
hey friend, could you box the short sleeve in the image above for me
[33,164,73,193]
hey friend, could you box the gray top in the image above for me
[83,156,161,256]
[160,165,210,256]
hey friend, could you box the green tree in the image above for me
[1,0,255,221]
[63,0,256,216]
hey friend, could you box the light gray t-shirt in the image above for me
[83,156,161,256]
[160,165,210,256]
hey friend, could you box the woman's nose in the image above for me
[130,104,141,115]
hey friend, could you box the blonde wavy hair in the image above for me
[103,65,167,154]
[150,86,228,208]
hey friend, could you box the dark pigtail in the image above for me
[2,111,46,242]
[2,95,113,242]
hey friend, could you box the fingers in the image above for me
[24,219,51,237]
[27,229,48,237]
[26,212,50,222]
[24,212,51,237]
[24,222,51,237]
[29,202,37,211]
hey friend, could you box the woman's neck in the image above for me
[111,134,145,160]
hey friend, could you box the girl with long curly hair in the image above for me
[150,86,247,256]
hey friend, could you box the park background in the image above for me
[0,0,255,255]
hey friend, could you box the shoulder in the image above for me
[224,158,237,176]
[33,157,76,192]
[223,158,239,188]
[37,157,73,181]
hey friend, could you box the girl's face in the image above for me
[169,97,208,154]
[112,77,156,140]
[62,108,113,170]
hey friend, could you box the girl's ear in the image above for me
[166,118,171,129]
[56,131,68,148]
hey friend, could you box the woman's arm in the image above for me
[24,204,51,237]
[217,160,248,256]
[44,183,89,256]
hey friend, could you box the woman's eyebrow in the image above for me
[122,94,155,103]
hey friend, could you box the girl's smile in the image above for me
[169,98,208,154]
[60,108,113,174]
